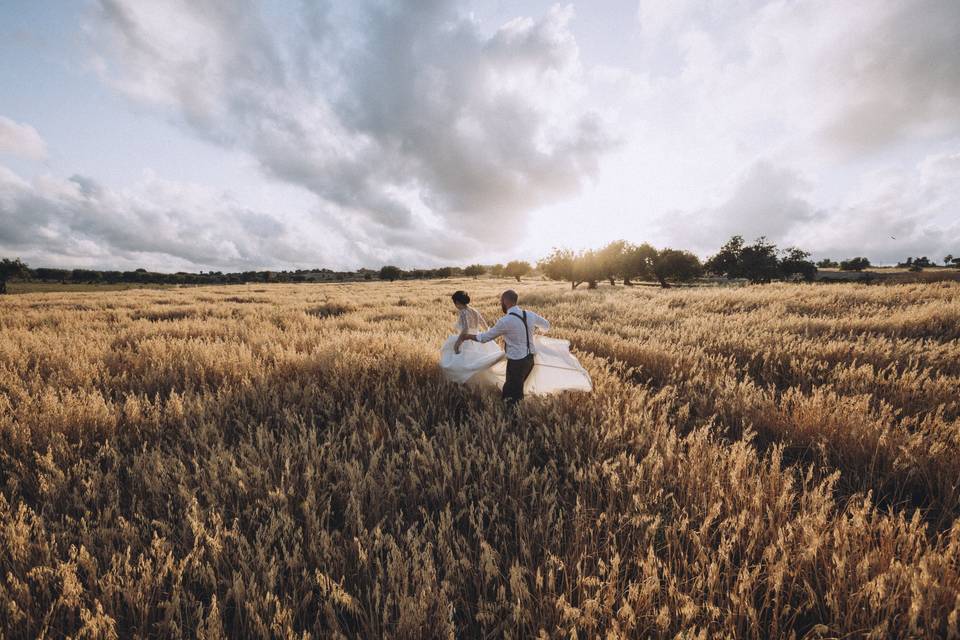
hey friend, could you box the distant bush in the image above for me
[307,302,353,318]
[503,260,532,282]
[839,257,871,271]
[379,265,402,282]
[0,257,29,294]
[464,264,486,278]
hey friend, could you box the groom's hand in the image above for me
[455,334,477,354]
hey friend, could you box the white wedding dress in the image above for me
[439,307,592,395]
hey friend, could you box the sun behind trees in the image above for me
[539,242,702,289]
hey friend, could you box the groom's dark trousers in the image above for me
[503,354,535,403]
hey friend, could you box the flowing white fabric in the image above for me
[438,334,506,385]
[486,336,593,395]
[439,306,504,385]
[439,318,592,395]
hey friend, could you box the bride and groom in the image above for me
[439,289,591,402]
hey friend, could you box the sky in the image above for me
[0,0,958,272]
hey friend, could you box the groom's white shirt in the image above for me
[476,305,549,360]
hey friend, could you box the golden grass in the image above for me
[7,282,177,294]
[1,279,959,638]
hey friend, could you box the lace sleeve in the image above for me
[457,309,469,333]
[475,310,488,331]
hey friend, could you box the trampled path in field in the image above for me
[1,280,958,638]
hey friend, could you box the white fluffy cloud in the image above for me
[85,0,611,263]
[655,162,821,252]
[0,163,335,271]
[793,152,960,263]
[616,0,960,261]
[655,153,960,264]
[4,0,958,269]
[0,115,47,160]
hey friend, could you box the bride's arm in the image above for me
[454,310,469,353]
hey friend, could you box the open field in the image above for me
[6,282,178,294]
[815,268,960,285]
[2,280,959,638]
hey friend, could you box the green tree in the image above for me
[780,247,818,282]
[503,260,532,282]
[572,250,603,289]
[705,235,780,283]
[739,237,781,283]
[0,258,29,294]
[839,257,871,271]
[33,268,71,281]
[622,242,659,285]
[598,240,629,285]
[379,265,402,281]
[463,264,485,278]
[704,235,745,278]
[652,249,703,288]
[489,263,505,278]
[70,269,103,283]
[538,249,575,284]
[816,258,838,268]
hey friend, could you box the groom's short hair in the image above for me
[502,289,519,305]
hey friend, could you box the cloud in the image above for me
[658,161,821,252]
[657,153,960,264]
[793,151,960,264]
[86,1,613,261]
[8,0,952,269]
[605,0,960,265]
[628,0,960,162]
[0,163,339,271]
[815,0,960,152]
[0,115,47,160]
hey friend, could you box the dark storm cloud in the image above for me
[88,1,612,259]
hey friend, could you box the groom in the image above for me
[458,289,550,403]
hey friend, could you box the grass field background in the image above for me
[2,279,959,638]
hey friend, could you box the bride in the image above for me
[439,290,592,396]
[438,291,504,387]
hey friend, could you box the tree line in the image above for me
[0,258,536,293]
[538,236,959,288]
[538,236,818,288]
[0,260,382,293]
[2,240,958,293]
[378,261,533,282]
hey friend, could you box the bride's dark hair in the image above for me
[451,290,470,305]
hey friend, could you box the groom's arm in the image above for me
[466,317,506,343]
[532,312,550,332]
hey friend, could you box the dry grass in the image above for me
[1,279,959,639]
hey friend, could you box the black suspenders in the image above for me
[509,310,531,355]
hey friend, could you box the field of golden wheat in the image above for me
[2,279,959,639]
